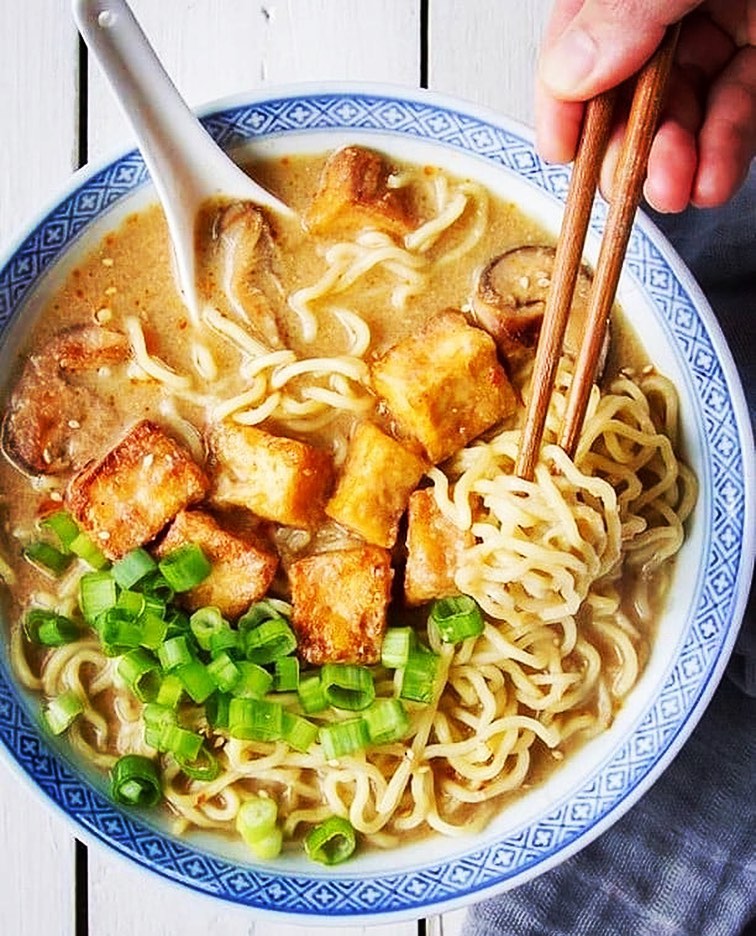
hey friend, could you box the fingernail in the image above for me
[540,27,598,96]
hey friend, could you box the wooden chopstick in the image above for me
[515,22,681,480]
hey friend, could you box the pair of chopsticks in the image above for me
[515,22,682,481]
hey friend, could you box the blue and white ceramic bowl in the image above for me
[0,85,753,924]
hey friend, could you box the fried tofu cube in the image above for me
[305,145,416,236]
[371,311,517,463]
[208,422,334,529]
[66,420,209,559]
[404,489,475,606]
[154,509,278,619]
[325,422,427,548]
[289,546,393,665]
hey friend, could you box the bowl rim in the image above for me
[0,80,753,924]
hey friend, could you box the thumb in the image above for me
[539,0,698,100]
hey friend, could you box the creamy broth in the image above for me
[0,148,694,858]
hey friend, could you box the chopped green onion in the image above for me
[206,691,231,730]
[238,599,286,633]
[400,646,441,704]
[381,626,416,669]
[155,674,183,708]
[281,711,318,752]
[236,796,282,858]
[79,571,117,623]
[110,754,162,807]
[320,663,375,711]
[362,698,410,745]
[97,608,144,653]
[69,532,109,570]
[208,626,240,658]
[157,635,194,671]
[143,702,177,747]
[206,651,241,693]
[228,698,283,741]
[297,674,328,713]
[273,656,300,692]
[243,617,297,664]
[44,691,84,735]
[138,609,168,651]
[176,745,220,782]
[232,661,273,699]
[115,588,145,619]
[189,606,227,651]
[304,816,356,865]
[159,723,203,761]
[176,659,216,703]
[158,543,211,592]
[23,541,72,576]
[24,609,80,647]
[112,548,157,589]
[319,718,370,760]
[118,648,161,702]
[139,570,175,603]
[40,510,80,549]
[429,595,484,643]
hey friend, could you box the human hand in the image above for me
[536,0,756,212]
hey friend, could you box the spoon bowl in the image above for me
[72,0,298,324]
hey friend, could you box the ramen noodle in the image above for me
[0,145,696,861]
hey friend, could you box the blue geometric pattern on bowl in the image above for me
[0,91,748,919]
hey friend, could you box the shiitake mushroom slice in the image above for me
[472,245,598,364]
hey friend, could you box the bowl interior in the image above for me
[0,87,751,921]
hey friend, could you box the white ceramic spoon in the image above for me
[72,0,298,324]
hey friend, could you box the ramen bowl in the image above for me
[0,84,752,925]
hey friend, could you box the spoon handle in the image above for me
[72,0,295,318]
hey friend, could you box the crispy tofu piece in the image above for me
[66,420,209,559]
[154,509,278,619]
[289,546,393,665]
[404,489,475,606]
[325,421,427,548]
[208,422,334,529]
[305,145,416,236]
[371,310,517,463]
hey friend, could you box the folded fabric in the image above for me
[463,167,756,936]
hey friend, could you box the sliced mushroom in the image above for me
[472,245,599,365]
[1,325,130,475]
[207,201,284,348]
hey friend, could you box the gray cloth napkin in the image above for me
[463,165,756,936]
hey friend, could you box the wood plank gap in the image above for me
[77,36,88,168]
[75,839,89,936]
[420,0,429,87]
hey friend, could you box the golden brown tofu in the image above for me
[155,509,278,619]
[289,546,393,665]
[208,422,334,529]
[404,489,475,606]
[325,421,427,548]
[305,145,416,236]
[371,310,517,463]
[66,420,209,559]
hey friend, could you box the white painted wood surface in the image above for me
[0,2,551,934]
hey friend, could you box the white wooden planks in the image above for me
[0,2,80,933]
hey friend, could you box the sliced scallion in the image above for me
[281,711,318,752]
[158,723,203,761]
[40,510,80,550]
[176,745,220,782]
[228,698,283,741]
[297,674,327,714]
[44,691,84,735]
[158,543,211,592]
[157,635,194,672]
[243,617,297,664]
[304,815,356,865]
[155,673,183,708]
[362,698,410,745]
[381,626,416,669]
[110,754,162,807]
[232,661,273,699]
[112,547,157,589]
[319,718,369,760]
[429,595,484,643]
[206,691,231,730]
[320,663,375,711]
[23,541,72,576]
[69,532,109,570]
[189,606,227,651]
[118,648,161,702]
[206,651,241,693]
[273,656,299,692]
[176,659,216,704]
[400,647,441,704]
[24,609,80,647]
[79,571,117,623]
